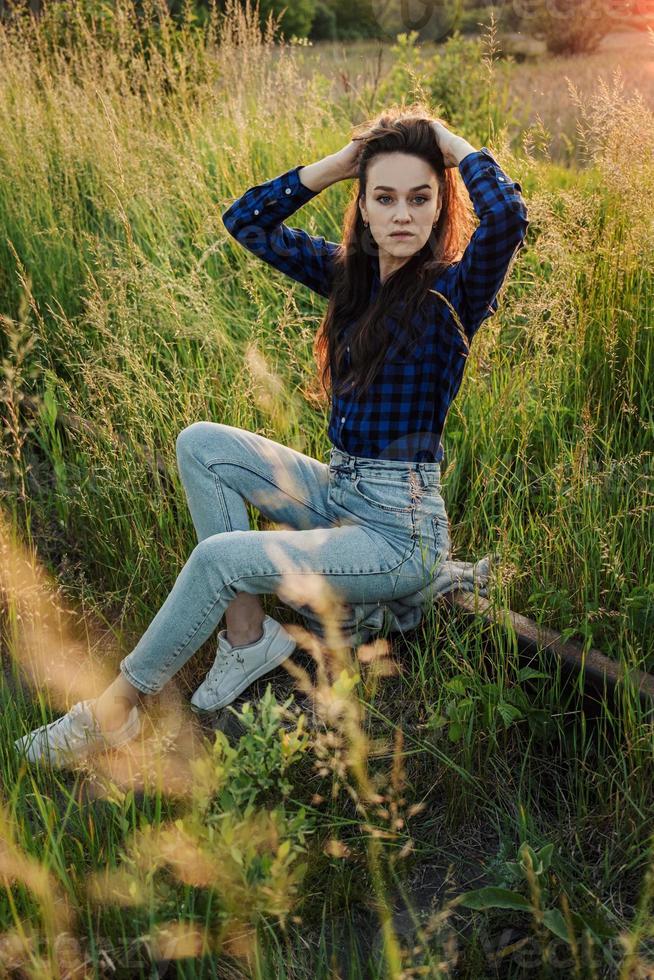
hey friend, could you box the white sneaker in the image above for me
[190,614,296,713]
[14,699,141,768]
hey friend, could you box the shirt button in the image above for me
[346,346,350,352]
[285,187,292,195]
[341,416,345,423]
[254,209,260,215]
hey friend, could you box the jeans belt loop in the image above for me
[408,467,424,501]
[415,465,430,492]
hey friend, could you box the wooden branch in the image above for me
[445,590,654,705]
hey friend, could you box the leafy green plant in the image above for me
[428,666,554,747]
[376,27,518,147]
[520,0,614,55]
[87,687,317,950]
[458,840,617,952]
[192,684,312,812]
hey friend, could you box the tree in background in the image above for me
[189,0,314,38]
[191,0,378,41]
[363,0,461,42]
[243,0,316,39]
[516,0,619,54]
[310,0,337,39]
[325,0,383,38]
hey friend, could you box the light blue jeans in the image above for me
[119,422,451,695]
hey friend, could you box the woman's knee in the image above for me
[176,420,226,470]
[191,532,247,586]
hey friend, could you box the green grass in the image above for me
[0,2,653,977]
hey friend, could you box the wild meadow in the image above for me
[0,1,653,976]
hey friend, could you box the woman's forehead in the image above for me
[367,153,437,190]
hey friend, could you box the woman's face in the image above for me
[359,151,441,280]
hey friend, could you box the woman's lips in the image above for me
[390,232,413,237]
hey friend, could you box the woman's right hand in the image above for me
[331,138,366,181]
[431,121,472,169]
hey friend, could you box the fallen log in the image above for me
[445,590,654,706]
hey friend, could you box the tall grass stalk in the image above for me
[0,1,653,975]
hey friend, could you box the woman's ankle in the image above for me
[226,624,264,648]
[93,693,135,731]
[94,672,142,730]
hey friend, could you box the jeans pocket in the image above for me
[352,474,414,515]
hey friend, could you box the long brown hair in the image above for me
[311,104,477,406]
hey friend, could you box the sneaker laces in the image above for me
[24,702,101,762]
[57,701,129,744]
[207,644,246,685]
[51,701,99,741]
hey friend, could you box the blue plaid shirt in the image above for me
[222,147,529,463]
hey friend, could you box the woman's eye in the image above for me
[377,195,428,205]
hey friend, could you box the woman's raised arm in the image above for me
[433,122,529,342]
[221,142,362,299]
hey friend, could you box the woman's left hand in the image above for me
[431,121,468,169]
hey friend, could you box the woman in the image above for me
[15,107,529,766]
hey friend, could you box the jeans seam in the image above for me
[432,515,450,558]
[212,471,233,531]
[203,455,337,527]
[356,524,417,576]
[415,522,445,581]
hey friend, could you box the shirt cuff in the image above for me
[459,145,498,175]
[285,165,322,202]
[458,146,522,193]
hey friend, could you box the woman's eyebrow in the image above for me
[373,184,432,191]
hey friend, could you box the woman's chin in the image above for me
[388,237,422,255]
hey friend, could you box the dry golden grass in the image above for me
[292,28,654,163]
[0,2,652,974]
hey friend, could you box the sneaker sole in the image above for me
[190,633,297,714]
